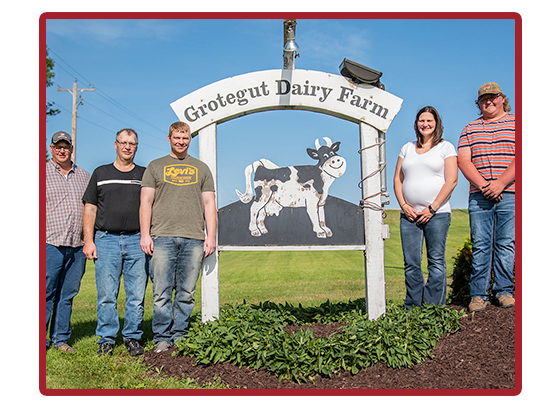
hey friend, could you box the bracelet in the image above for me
[428,205,436,214]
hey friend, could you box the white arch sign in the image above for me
[170,69,403,322]
[170,69,402,135]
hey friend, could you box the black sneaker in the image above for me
[98,342,114,356]
[124,339,144,356]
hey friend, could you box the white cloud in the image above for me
[46,19,181,45]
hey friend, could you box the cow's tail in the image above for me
[235,160,262,203]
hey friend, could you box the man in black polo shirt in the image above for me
[83,129,148,356]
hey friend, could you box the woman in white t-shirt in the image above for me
[393,106,458,309]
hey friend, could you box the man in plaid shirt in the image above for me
[46,131,90,352]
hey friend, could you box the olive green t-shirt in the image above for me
[142,155,215,240]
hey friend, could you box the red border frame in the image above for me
[0,12,560,395]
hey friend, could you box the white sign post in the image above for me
[198,123,220,322]
[360,122,388,320]
[171,69,403,322]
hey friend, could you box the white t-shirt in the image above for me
[398,140,457,213]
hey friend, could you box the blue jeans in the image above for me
[400,212,451,309]
[46,244,86,347]
[149,236,204,345]
[469,192,515,300]
[94,231,149,344]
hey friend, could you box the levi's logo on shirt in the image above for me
[163,165,198,186]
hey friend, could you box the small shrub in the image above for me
[448,236,515,304]
[449,237,473,304]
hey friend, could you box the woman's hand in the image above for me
[402,203,419,222]
[415,206,435,225]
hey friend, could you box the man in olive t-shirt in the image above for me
[140,121,216,352]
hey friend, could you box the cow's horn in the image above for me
[315,138,321,150]
[323,137,333,147]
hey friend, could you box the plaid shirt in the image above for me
[46,160,90,247]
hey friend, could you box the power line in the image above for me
[50,90,163,142]
[47,99,168,153]
[93,87,163,134]
[85,100,146,130]
[48,47,163,134]
[48,48,89,83]
[82,100,162,140]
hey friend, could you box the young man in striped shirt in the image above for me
[458,82,516,312]
[82,129,148,356]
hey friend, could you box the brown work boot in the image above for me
[55,344,77,353]
[468,297,490,312]
[498,294,515,308]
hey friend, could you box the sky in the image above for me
[44,16,516,210]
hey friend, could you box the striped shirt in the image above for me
[458,112,515,194]
[46,160,91,247]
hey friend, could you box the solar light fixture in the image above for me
[339,58,384,89]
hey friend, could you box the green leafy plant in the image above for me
[449,236,515,304]
[449,237,473,304]
[175,299,465,384]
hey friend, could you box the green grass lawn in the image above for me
[44,209,470,390]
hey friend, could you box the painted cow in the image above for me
[236,137,346,238]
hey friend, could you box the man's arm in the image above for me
[139,187,156,256]
[83,203,98,259]
[202,191,217,257]
[457,146,488,190]
[481,158,515,200]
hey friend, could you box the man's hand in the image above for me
[83,242,97,260]
[140,235,153,256]
[204,236,216,257]
[139,187,156,256]
[481,180,504,202]
[201,190,217,258]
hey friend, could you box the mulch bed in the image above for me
[143,303,516,390]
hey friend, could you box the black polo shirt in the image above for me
[82,163,145,233]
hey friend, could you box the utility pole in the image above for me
[57,79,94,162]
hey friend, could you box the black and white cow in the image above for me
[236,137,346,238]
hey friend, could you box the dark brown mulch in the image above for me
[143,304,516,390]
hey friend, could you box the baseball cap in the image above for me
[51,131,72,145]
[478,82,503,98]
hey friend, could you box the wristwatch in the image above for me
[428,205,436,214]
